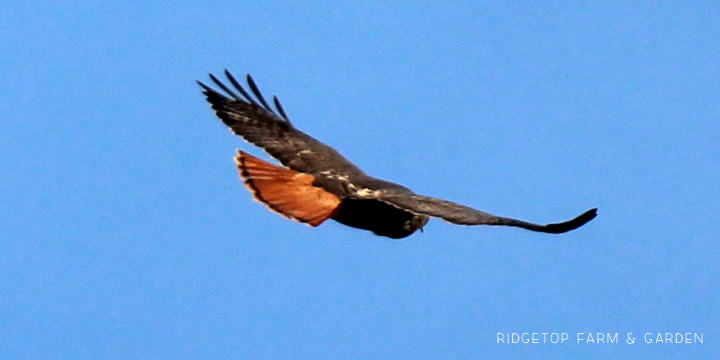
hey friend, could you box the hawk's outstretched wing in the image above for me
[198,70,363,177]
[368,193,597,234]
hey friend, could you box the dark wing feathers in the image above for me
[374,193,597,234]
[198,71,362,176]
[243,72,275,114]
[273,96,290,121]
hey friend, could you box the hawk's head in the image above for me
[405,214,429,234]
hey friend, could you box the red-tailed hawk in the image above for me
[199,70,597,239]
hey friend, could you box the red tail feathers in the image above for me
[235,151,341,226]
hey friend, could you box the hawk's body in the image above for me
[199,71,597,239]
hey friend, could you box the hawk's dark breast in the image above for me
[331,198,421,239]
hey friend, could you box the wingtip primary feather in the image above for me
[245,74,274,112]
[196,80,213,93]
[223,70,258,106]
[537,207,598,234]
[273,95,290,122]
[209,73,244,102]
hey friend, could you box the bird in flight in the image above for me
[198,70,597,239]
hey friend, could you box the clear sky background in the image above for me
[1,1,718,359]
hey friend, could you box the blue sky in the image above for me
[1,1,717,359]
